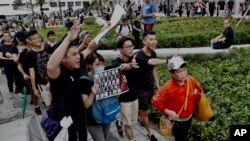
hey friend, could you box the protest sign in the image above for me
[94,67,128,100]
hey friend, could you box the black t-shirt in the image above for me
[79,75,100,126]
[218,1,225,10]
[44,42,57,55]
[135,49,157,92]
[0,43,17,65]
[48,64,86,140]
[18,48,29,74]
[133,19,141,35]
[26,48,49,85]
[209,2,215,10]
[223,27,234,47]
[112,57,138,102]
[227,1,234,10]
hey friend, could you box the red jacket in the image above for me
[152,76,202,118]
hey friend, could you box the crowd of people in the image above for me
[0,0,237,141]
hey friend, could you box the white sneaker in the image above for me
[9,92,14,99]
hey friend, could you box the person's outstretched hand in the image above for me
[67,20,83,42]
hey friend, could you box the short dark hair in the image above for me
[47,31,55,37]
[26,30,38,38]
[85,52,104,72]
[15,31,27,41]
[143,30,156,39]
[116,37,134,49]
[136,12,141,17]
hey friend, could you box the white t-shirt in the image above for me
[115,24,132,37]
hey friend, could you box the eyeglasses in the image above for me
[123,45,134,49]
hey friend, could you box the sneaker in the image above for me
[115,120,123,136]
[9,92,14,99]
[34,107,42,115]
[148,134,158,141]
[137,119,145,127]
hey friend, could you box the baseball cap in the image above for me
[79,31,89,40]
[167,56,187,71]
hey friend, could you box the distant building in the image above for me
[0,0,91,16]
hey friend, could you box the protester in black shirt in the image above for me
[211,19,234,49]
[26,30,49,115]
[133,12,143,49]
[135,31,164,141]
[17,32,33,101]
[47,20,110,141]
[44,31,57,55]
[227,0,234,16]
[80,53,113,141]
[209,0,216,17]
[218,0,225,17]
[0,32,18,99]
[163,2,167,15]
[113,37,167,140]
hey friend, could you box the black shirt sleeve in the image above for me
[18,50,25,64]
[0,45,3,53]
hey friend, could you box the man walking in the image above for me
[142,0,156,31]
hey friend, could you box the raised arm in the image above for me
[47,20,82,79]
[81,23,111,59]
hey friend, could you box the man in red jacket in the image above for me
[151,56,202,141]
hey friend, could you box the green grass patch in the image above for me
[38,17,250,49]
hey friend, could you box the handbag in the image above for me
[40,111,62,140]
[159,78,190,137]
[38,84,52,106]
[194,91,214,121]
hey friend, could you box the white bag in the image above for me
[54,116,73,141]
[38,84,52,106]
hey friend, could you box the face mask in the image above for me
[12,24,17,28]
[10,32,15,37]
[93,65,105,73]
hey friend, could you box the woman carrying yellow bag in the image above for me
[152,56,211,141]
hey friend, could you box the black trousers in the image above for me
[209,10,214,16]
[172,117,192,141]
[213,42,230,49]
[4,64,15,92]
[133,33,141,49]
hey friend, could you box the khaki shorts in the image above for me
[120,99,138,126]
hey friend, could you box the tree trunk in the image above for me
[30,0,36,29]
[58,0,62,19]
[39,3,46,29]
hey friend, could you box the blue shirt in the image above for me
[143,2,156,24]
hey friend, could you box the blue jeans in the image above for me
[87,124,111,141]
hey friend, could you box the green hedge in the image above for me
[153,48,250,140]
[38,17,250,49]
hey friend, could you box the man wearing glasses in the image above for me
[210,19,234,49]
[113,32,166,141]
